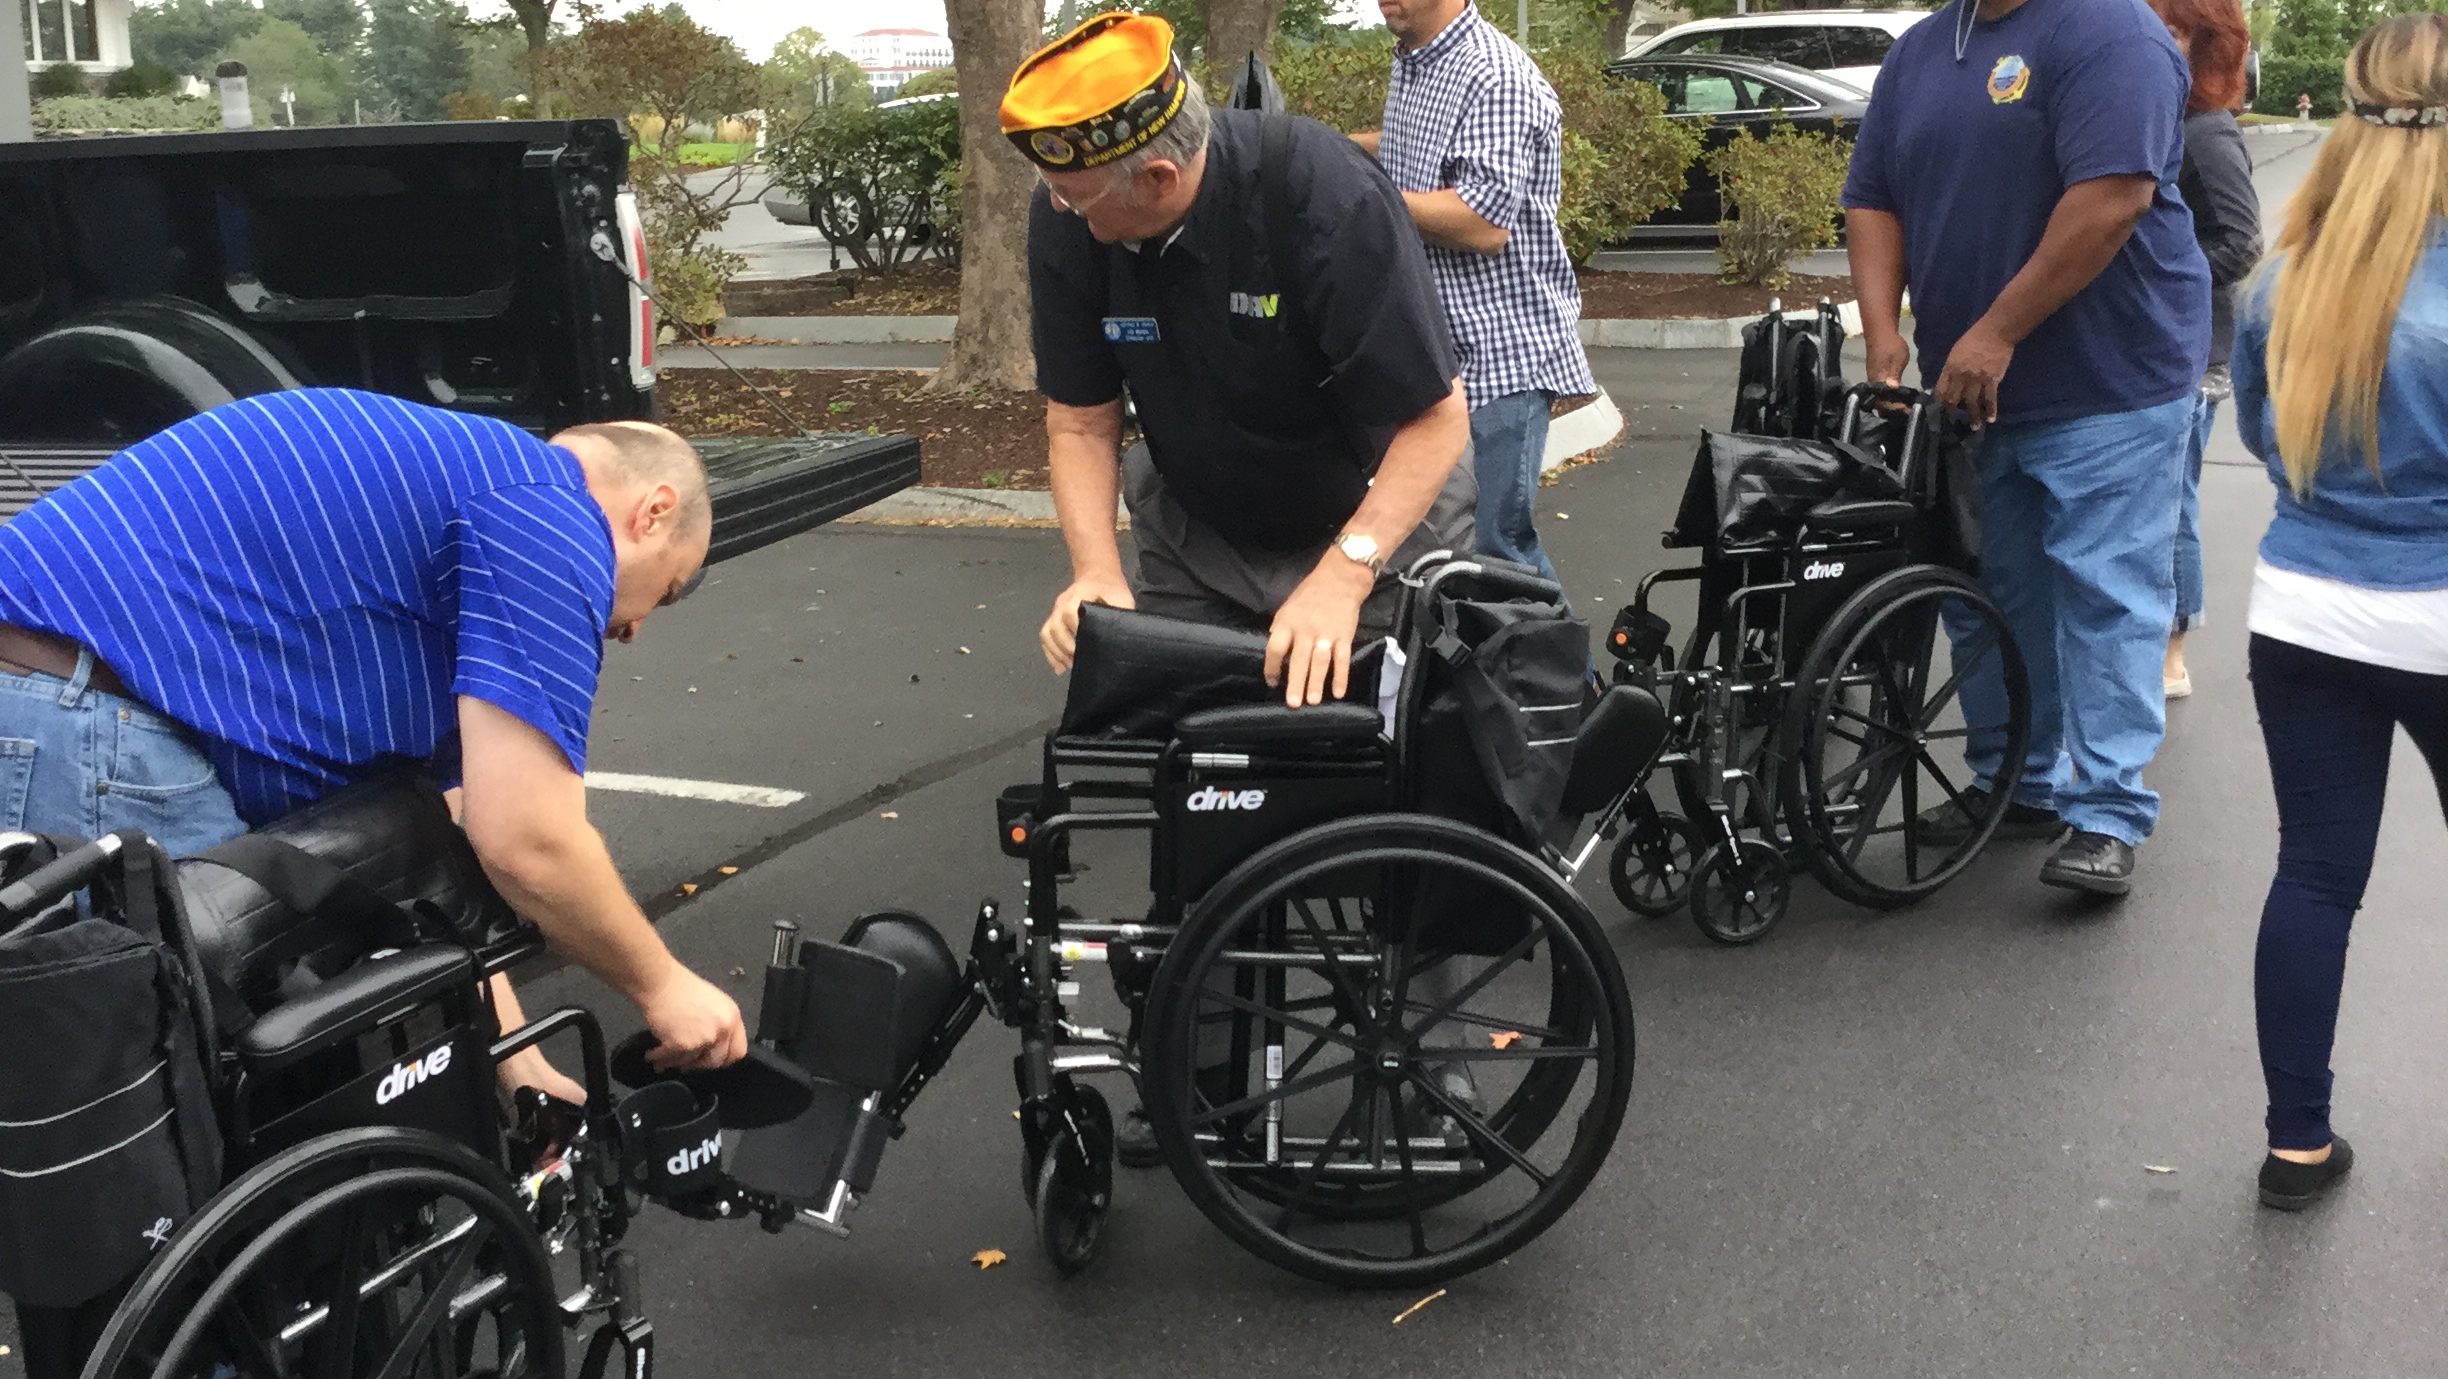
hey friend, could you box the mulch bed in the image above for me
[662,368,1613,492]
[724,264,1855,322]
[662,368,1080,491]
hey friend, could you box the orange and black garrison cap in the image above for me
[1000,12,1190,171]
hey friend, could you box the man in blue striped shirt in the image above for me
[0,388,748,1101]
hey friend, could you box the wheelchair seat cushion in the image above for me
[1174,701,1383,751]
[176,774,517,1025]
[1063,604,1381,741]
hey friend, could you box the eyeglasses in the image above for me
[1043,171,1134,218]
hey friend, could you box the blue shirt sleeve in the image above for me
[2050,21,2187,187]
[1839,61,1898,213]
[443,483,614,775]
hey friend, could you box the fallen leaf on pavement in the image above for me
[679,883,698,897]
[971,1249,1007,1270]
[880,811,900,820]
[729,967,746,978]
[2144,1165,2178,1175]
[1490,1030,1523,1050]
[720,866,740,876]
[1392,1289,1446,1325]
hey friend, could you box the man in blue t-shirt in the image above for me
[1843,0,2211,895]
[0,390,749,1095]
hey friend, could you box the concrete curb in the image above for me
[718,314,958,343]
[724,304,1884,351]
[844,386,1628,525]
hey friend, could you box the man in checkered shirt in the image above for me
[1358,0,1596,590]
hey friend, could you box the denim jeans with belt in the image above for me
[0,649,247,855]
[1945,395,2191,845]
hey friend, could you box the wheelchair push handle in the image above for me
[0,832,126,923]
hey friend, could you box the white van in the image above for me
[1626,11,1928,92]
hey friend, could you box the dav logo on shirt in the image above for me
[1988,55,2031,105]
[1229,291,1281,321]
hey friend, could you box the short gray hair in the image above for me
[556,421,712,545]
[1112,78,1212,204]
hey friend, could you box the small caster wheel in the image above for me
[1032,1079,1114,1275]
[1690,838,1791,946]
[1608,809,1704,918]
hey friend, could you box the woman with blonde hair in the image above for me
[2233,12,2448,1210]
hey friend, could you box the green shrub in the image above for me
[2254,50,2347,117]
[32,94,219,133]
[1708,121,1851,290]
[653,253,730,333]
[1277,39,1701,264]
[104,62,182,98]
[1553,57,1701,261]
[32,63,90,98]
[764,98,962,276]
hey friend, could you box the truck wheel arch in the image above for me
[0,297,306,444]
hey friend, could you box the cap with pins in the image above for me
[1000,11,1190,172]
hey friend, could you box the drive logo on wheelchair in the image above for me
[373,1044,453,1106]
[665,1132,723,1178]
[1184,785,1268,812]
[1803,560,1847,581]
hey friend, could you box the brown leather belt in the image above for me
[0,622,132,700]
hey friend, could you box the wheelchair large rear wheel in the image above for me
[1139,814,1633,1288]
[81,1128,564,1379]
[1778,565,2029,908]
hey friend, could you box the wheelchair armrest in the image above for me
[234,944,476,1070]
[1804,498,1917,534]
[1174,701,1384,751]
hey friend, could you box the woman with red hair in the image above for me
[2150,0,2264,698]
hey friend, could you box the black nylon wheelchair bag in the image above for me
[1061,603,1381,741]
[0,832,224,1309]
[1667,431,1905,553]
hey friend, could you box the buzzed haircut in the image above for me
[557,421,711,543]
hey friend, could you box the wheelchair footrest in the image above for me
[616,1082,727,1200]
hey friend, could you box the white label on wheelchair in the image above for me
[666,1133,723,1177]
[1803,560,1848,581]
[374,1044,453,1106]
[1185,786,1268,813]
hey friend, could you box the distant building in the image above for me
[20,0,133,71]
[842,27,951,98]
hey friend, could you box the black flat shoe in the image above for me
[2040,831,2136,896]
[1914,788,2065,846]
[2260,1134,2354,1211]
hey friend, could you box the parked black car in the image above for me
[1605,54,1872,231]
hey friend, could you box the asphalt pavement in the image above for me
[13,130,2399,1379]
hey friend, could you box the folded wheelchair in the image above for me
[1595,302,2034,945]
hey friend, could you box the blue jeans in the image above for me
[1947,395,2190,845]
[1468,390,1561,585]
[0,652,247,856]
[2248,634,2448,1148]
[2173,394,2217,631]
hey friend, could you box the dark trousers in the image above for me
[2249,633,2448,1149]
[13,1284,127,1379]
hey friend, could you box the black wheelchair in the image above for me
[0,781,980,1379]
[984,556,1667,1288]
[1594,302,2034,945]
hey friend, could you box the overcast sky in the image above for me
[461,0,1381,63]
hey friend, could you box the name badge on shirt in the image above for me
[1102,317,1161,344]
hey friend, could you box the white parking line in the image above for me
[584,772,808,809]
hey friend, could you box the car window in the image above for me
[1748,74,1820,114]
[1723,25,1833,70]
[1675,71,1751,115]
[1823,28,1899,68]
[1649,32,1726,56]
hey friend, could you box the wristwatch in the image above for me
[1333,530,1386,577]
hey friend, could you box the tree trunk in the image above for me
[1602,0,1641,59]
[1201,0,1288,74]
[933,0,1040,393]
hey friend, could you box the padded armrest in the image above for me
[234,944,474,1067]
[1174,701,1384,751]
[1805,498,1917,533]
